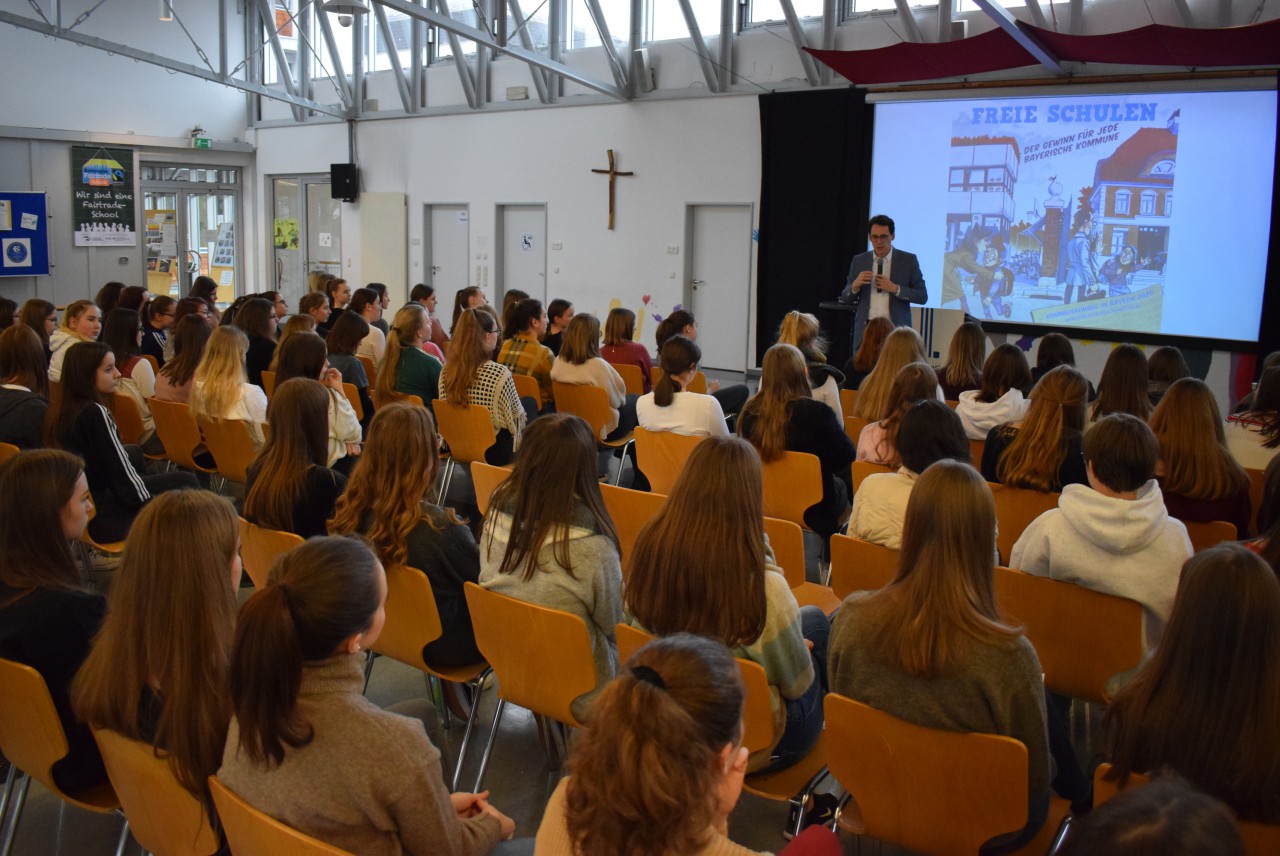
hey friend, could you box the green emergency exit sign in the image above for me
[192,137,212,149]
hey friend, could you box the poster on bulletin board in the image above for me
[0,192,51,277]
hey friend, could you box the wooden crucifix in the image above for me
[590,149,634,230]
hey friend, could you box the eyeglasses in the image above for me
[869,233,893,241]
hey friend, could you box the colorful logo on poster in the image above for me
[3,238,32,267]
[81,156,126,187]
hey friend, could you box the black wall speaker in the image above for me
[330,163,359,202]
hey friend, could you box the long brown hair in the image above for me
[853,327,928,420]
[1257,455,1280,570]
[158,315,213,388]
[739,344,810,463]
[941,322,985,389]
[863,461,1019,677]
[653,335,700,408]
[441,308,495,405]
[243,379,331,532]
[1105,544,1280,822]
[559,313,603,365]
[1092,344,1152,422]
[0,325,49,398]
[375,304,428,405]
[44,341,112,448]
[230,537,383,766]
[564,634,745,856]
[483,414,619,582]
[19,298,56,347]
[0,449,85,593]
[451,286,482,333]
[976,343,1031,404]
[1243,366,1280,449]
[1150,378,1249,502]
[72,490,239,796]
[625,437,768,646]
[273,331,327,385]
[328,403,458,568]
[851,316,894,374]
[602,307,635,347]
[997,365,1088,492]
[872,361,940,468]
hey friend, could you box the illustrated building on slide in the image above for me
[1087,118,1178,274]
[946,135,1021,251]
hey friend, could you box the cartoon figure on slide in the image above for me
[1098,245,1147,297]
[1062,210,1103,304]
[973,244,1014,320]
[941,224,994,316]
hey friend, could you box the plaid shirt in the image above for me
[498,334,554,406]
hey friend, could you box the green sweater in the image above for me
[395,345,443,409]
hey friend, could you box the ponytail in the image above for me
[230,586,309,766]
[375,304,427,405]
[654,335,701,409]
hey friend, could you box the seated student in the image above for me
[298,291,332,339]
[850,399,970,550]
[1225,366,1280,470]
[441,309,527,466]
[191,326,269,451]
[498,298,555,412]
[1248,456,1280,572]
[981,365,1089,492]
[323,311,376,426]
[318,277,351,336]
[0,325,50,449]
[636,335,728,438]
[154,315,212,404]
[479,414,623,723]
[219,537,517,855]
[0,297,16,330]
[363,282,391,335]
[307,269,334,296]
[842,316,893,391]
[274,332,362,474]
[163,297,214,363]
[49,299,102,382]
[776,311,844,419]
[626,437,826,774]
[1104,544,1280,824]
[654,309,750,416]
[738,344,856,541]
[233,297,278,389]
[451,285,487,339]
[45,342,198,542]
[272,313,318,367]
[19,298,58,365]
[829,461,1054,851]
[141,295,175,369]
[187,276,222,324]
[857,361,939,467]
[94,282,124,325]
[956,343,1031,441]
[499,289,530,339]
[1010,414,1194,652]
[551,313,636,442]
[262,289,290,325]
[244,379,347,539]
[1150,378,1252,535]
[102,308,159,448]
[410,283,452,354]
[938,321,985,401]
[1232,351,1280,414]
[1059,778,1245,856]
[600,307,654,394]
[375,303,442,411]
[72,490,240,803]
[1030,332,1095,399]
[540,297,573,357]
[851,326,936,421]
[1091,343,1152,423]
[350,288,387,364]
[1146,345,1190,407]
[0,450,107,793]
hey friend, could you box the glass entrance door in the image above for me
[141,165,242,309]
[272,176,341,315]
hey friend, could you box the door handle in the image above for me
[692,279,704,290]
[431,265,441,273]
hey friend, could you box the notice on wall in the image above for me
[72,145,136,247]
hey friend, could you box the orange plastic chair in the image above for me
[0,658,126,856]
[1181,519,1237,553]
[824,693,1068,856]
[829,533,898,600]
[148,398,217,476]
[111,393,148,447]
[357,355,378,388]
[92,728,218,856]
[839,388,857,419]
[510,372,540,405]
[370,566,491,790]
[993,566,1144,705]
[946,399,959,410]
[553,381,635,485]
[1247,467,1266,537]
[470,461,512,518]
[197,417,259,485]
[650,366,707,394]
[851,460,893,495]
[341,382,363,421]
[238,517,304,589]
[970,437,985,467]
[0,441,19,465]
[844,415,869,445]
[763,516,839,614]
[989,483,1061,562]
[260,370,277,399]
[599,483,667,580]
[760,451,824,531]
[608,362,646,397]
[462,583,599,791]
[80,489,127,557]
[208,776,351,856]
[432,400,498,504]
[632,427,704,495]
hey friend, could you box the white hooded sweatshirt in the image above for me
[956,387,1029,441]
[47,329,87,383]
[1009,479,1193,652]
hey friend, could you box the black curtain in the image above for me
[756,88,873,369]
[1258,91,1280,368]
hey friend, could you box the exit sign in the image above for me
[192,137,212,150]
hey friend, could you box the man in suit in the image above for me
[839,214,928,351]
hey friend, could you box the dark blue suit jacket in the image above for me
[839,249,928,350]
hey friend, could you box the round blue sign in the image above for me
[5,242,28,265]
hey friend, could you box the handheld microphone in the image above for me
[875,258,884,293]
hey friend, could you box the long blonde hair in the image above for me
[941,322,985,390]
[873,362,940,468]
[441,308,496,405]
[777,311,826,364]
[1150,378,1250,502]
[375,304,427,404]
[854,327,928,420]
[997,365,1087,492]
[738,344,811,463]
[191,325,249,421]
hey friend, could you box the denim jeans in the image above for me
[759,605,831,773]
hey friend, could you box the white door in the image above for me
[497,204,547,302]
[688,205,753,372]
[425,204,470,298]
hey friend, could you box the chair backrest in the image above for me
[844,415,869,445]
[208,776,352,856]
[357,355,377,387]
[851,460,893,496]
[111,393,147,445]
[839,388,857,419]
[552,381,614,441]
[148,398,212,472]
[993,566,1144,704]
[760,451,823,530]
[650,366,706,394]
[829,533,898,600]
[238,517,304,589]
[599,483,667,579]
[463,583,598,727]
[969,438,985,467]
[1181,519,1237,553]
[471,461,512,517]
[433,400,497,465]
[1247,467,1266,538]
[198,417,258,484]
[261,370,277,399]
[945,399,959,410]
[92,728,218,856]
[341,382,363,421]
[633,427,704,495]
[763,516,807,590]
[824,693,1028,856]
[511,372,539,403]
[48,378,62,407]
[609,362,646,397]
[370,565,442,672]
[989,483,1061,562]
[0,441,19,464]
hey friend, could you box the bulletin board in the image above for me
[0,192,51,277]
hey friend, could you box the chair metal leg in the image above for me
[450,671,492,792]
[362,650,379,694]
[611,439,635,486]
[113,816,130,856]
[429,676,452,730]
[437,459,455,506]
[0,772,30,856]
[0,764,15,840]
[471,697,507,793]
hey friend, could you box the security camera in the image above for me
[338,13,352,26]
